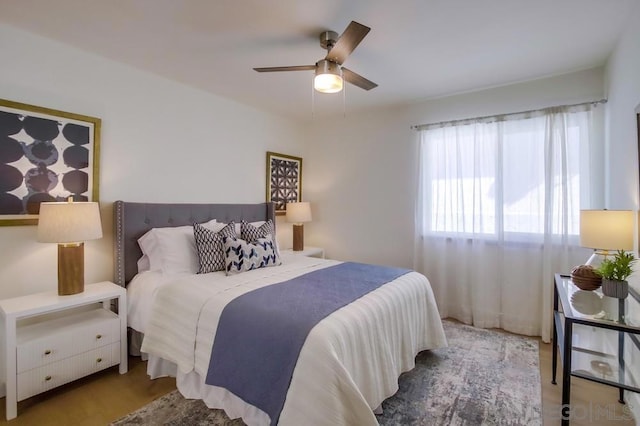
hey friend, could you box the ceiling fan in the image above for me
[253,21,378,94]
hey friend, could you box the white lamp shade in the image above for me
[579,210,633,251]
[37,201,103,243]
[286,202,312,224]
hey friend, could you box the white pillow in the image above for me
[137,254,151,273]
[137,219,223,274]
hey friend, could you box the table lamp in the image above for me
[580,210,633,266]
[286,202,312,251]
[37,200,103,295]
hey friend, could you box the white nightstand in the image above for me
[0,281,127,420]
[282,246,325,259]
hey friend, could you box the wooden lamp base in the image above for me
[293,224,304,251]
[58,243,84,295]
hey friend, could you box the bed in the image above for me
[114,200,446,426]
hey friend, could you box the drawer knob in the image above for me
[44,349,52,355]
[96,357,103,363]
[45,375,52,381]
[96,334,102,340]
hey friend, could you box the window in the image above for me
[417,107,596,240]
[413,102,603,341]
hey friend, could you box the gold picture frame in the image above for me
[266,151,302,215]
[0,98,101,226]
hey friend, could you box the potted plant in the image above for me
[595,250,637,299]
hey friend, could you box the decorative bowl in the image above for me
[570,265,602,291]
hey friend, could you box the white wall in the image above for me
[602,3,640,420]
[304,106,414,267]
[0,24,303,299]
[304,68,605,268]
[604,4,640,209]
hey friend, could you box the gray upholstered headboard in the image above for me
[113,201,276,286]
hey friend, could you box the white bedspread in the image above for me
[136,254,446,426]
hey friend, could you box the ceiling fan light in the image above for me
[314,74,343,93]
[314,59,343,93]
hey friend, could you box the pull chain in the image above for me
[342,81,346,118]
[311,79,315,119]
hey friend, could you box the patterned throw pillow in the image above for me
[241,219,280,256]
[241,220,275,243]
[193,222,237,273]
[223,235,281,275]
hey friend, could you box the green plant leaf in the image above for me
[595,250,637,281]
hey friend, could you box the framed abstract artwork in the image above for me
[0,99,101,226]
[266,151,302,215]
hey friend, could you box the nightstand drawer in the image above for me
[17,342,120,401]
[17,309,119,373]
[1,281,127,420]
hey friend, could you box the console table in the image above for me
[552,273,640,425]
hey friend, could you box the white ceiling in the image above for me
[0,0,637,120]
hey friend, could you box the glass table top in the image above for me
[556,274,640,330]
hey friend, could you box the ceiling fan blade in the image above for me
[253,65,316,72]
[326,21,370,65]
[342,67,378,91]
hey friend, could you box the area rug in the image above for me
[112,320,541,425]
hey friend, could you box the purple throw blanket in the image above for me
[205,262,411,425]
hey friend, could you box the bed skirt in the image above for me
[128,329,148,360]
[147,354,272,424]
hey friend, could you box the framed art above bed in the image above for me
[266,151,302,215]
[0,98,101,226]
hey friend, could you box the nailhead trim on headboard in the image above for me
[114,201,125,287]
[112,201,276,287]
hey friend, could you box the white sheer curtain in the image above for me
[414,104,601,342]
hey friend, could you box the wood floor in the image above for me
[0,356,175,426]
[0,343,635,425]
[539,340,635,425]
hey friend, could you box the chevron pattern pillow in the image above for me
[241,219,280,256]
[223,235,281,275]
[193,222,237,273]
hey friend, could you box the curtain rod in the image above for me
[410,99,607,131]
